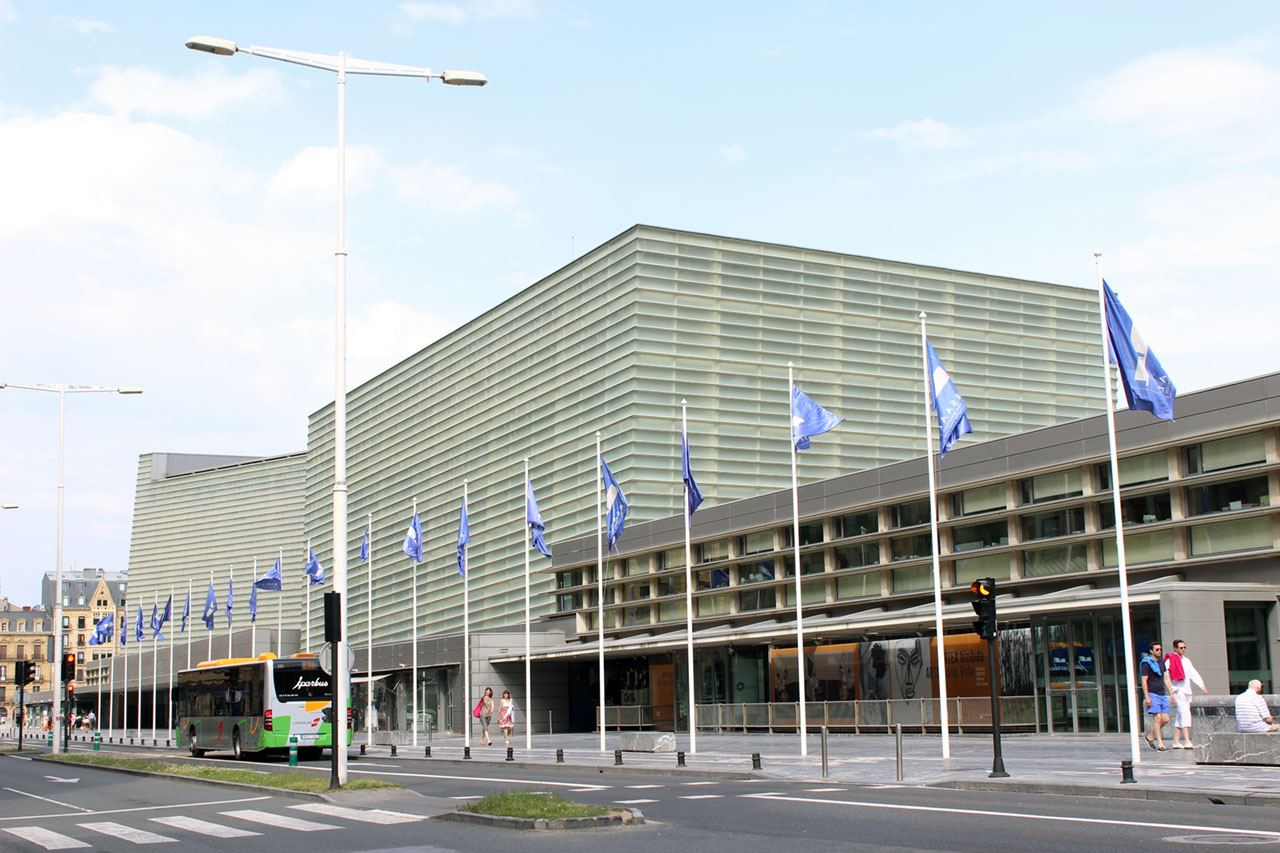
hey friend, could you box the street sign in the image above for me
[318,642,354,676]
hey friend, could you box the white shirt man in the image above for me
[1235,680,1280,733]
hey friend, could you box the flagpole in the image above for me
[152,592,158,743]
[135,607,142,740]
[227,566,234,659]
[523,459,533,753]
[251,558,258,658]
[596,432,606,752]
[682,400,698,754]
[109,633,115,738]
[122,620,128,739]
[207,570,213,661]
[411,499,419,749]
[167,585,174,742]
[1095,250,1144,767]
[920,312,952,759]
[787,362,809,757]
[186,579,192,672]
[366,515,373,750]
[277,546,284,656]
[462,480,471,753]
[96,642,102,729]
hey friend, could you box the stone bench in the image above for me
[1194,732,1280,766]
[618,731,676,752]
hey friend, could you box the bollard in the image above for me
[614,749,623,766]
[359,744,366,755]
[895,723,904,782]
[506,747,514,762]
[390,744,397,757]
[93,733,101,751]
[556,748,564,764]
[464,745,471,760]
[677,750,686,767]
[751,752,762,770]
[1120,760,1136,784]
[289,736,299,767]
[820,725,829,778]
[424,746,431,758]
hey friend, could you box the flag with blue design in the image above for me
[88,612,113,646]
[457,497,470,577]
[254,558,282,591]
[202,582,216,630]
[601,456,629,551]
[526,478,552,559]
[305,549,324,586]
[925,340,974,458]
[1103,280,1177,422]
[226,578,233,626]
[682,424,704,524]
[402,512,423,562]
[249,581,258,623]
[360,522,370,563]
[151,598,169,641]
[181,591,190,634]
[135,605,144,642]
[791,384,844,450]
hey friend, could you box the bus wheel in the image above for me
[189,727,205,758]
[232,728,244,760]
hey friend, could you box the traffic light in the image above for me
[970,577,998,639]
[15,660,35,686]
[61,652,76,683]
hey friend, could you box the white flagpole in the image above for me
[682,400,698,754]
[227,565,233,659]
[411,499,419,749]
[251,558,258,658]
[920,312,952,759]
[167,585,174,742]
[207,570,213,661]
[523,460,533,753]
[151,592,158,743]
[96,642,102,728]
[135,607,142,740]
[596,432,606,753]
[277,546,284,655]
[1095,250,1144,767]
[788,362,808,757]
[122,618,128,738]
[306,538,312,653]
[463,480,471,753]
[108,632,115,737]
[186,579,192,672]
[366,515,374,749]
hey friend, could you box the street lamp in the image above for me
[185,36,485,786]
[0,382,141,753]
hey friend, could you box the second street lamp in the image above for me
[185,36,485,786]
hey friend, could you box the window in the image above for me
[33,621,41,632]
[694,568,730,590]
[696,594,731,617]
[17,646,25,660]
[1225,604,1273,693]
[657,599,685,621]
[77,616,86,630]
[62,616,70,628]
[833,510,877,538]
[834,542,878,570]
[891,564,932,593]
[1102,530,1174,566]
[0,666,5,681]
[76,652,84,664]
[952,520,1007,551]
[1019,469,1083,504]
[621,582,650,602]
[622,605,650,626]
[696,539,730,564]
[655,575,685,597]
[0,645,6,659]
[836,571,879,600]
[954,553,1011,585]
[890,533,931,562]
[1186,432,1266,474]
[555,591,582,612]
[1096,451,1168,490]
[951,483,1006,517]
[1022,507,1085,541]
[737,559,776,584]
[0,621,6,632]
[783,580,826,606]
[1098,492,1172,528]
[738,588,777,612]
[77,635,85,647]
[1189,517,1273,556]
[658,548,685,571]
[619,557,647,577]
[890,498,930,529]
[780,552,824,576]
[782,521,824,547]
[556,570,583,590]
[738,530,774,555]
[1185,476,1270,516]
[1023,544,1087,577]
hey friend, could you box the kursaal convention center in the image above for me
[93,225,1279,740]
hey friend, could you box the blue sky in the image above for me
[2,2,1278,604]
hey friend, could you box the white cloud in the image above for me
[398,1,466,25]
[861,118,971,150]
[717,143,747,163]
[0,0,16,23]
[87,64,284,120]
[397,0,534,27]
[57,14,113,34]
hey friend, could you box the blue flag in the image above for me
[226,578,233,626]
[150,598,169,641]
[135,605,144,642]
[202,582,216,630]
[601,456,629,551]
[791,384,843,450]
[402,512,423,562]
[305,549,324,586]
[925,340,974,458]
[682,425,704,523]
[360,522,370,563]
[89,612,113,646]
[249,581,258,623]
[457,497,470,577]
[527,478,552,559]
[181,592,190,635]
[255,558,282,591]
[1103,280,1176,422]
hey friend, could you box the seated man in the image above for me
[1235,679,1280,733]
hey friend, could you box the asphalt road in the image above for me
[3,745,1279,852]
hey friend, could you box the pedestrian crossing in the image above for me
[1,803,426,849]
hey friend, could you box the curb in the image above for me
[28,755,333,801]
[931,779,1280,808]
[437,807,645,831]
[358,754,757,781]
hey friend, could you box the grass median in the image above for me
[460,791,609,819]
[44,753,399,793]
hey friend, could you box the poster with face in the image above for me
[888,637,933,725]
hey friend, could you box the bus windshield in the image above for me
[272,659,330,702]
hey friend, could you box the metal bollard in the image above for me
[614,749,623,766]
[289,736,299,767]
[751,752,762,770]
[390,744,397,757]
[1120,760,1136,784]
[895,723,904,782]
[556,748,564,763]
[424,746,431,757]
[506,747,514,762]
[359,743,366,755]
[464,745,471,760]
[93,733,101,752]
[677,750,686,767]
[820,725,829,778]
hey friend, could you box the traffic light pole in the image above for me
[16,683,24,752]
[986,632,1008,778]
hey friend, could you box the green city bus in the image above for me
[175,654,351,759]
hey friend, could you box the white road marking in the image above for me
[43,777,79,784]
[349,762,400,767]
[679,794,723,800]
[220,809,340,832]
[804,787,846,792]
[8,755,33,761]
[150,816,262,838]
[740,793,1280,838]
[625,784,663,789]
[290,803,425,824]
[614,799,659,804]
[79,821,177,844]
[337,767,609,791]
[2,788,91,813]
[569,788,603,793]
[1,827,91,850]
[680,781,719,786]
[0,795,273,823]
[449,796,482,800]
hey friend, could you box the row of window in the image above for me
[0,645,45,660]
[0,619,45,633]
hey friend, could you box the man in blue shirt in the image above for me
[1140,641,1173,750]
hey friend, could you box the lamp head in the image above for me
[441,70,487,86]
[185,36,238,56]
[117,387,143,395]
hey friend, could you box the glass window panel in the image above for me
[951,483,1006,516]
[836,571,880,600]
[621,582,650,601]
[1185,477,1270,517]
[658,599,685,622]
[783,580,826,606]
[737,559,777,584]
[1096,451,1168,490]
[834,510,878,538]
[623,605,650,626]
[621,557,648,577]
[738,587,777,612]
[891,498,931,528]
[556,570,583,590]
[696,593,732,617]
[696,539,730,564]
[1021,507,1085,540]
[1098,492,1172,528]
[1188,432,1267,474]
[1102,530,1174,566]
[694,568,731,590]
[954,552,1011,585]
[1023,544,1088,577]
[891,564,932,593]
[658,548,685,570]
[834,542,879,570]
[890,533,932,562]
[1189,516,1273,556]
[952,520,1008,551]
[782,521,825,547]
[655,575,686,597]
[739,530,774,555]
[1019,469,1083,504]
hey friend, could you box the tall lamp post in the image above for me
[184,36,486,785]
[0,382,141,753]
